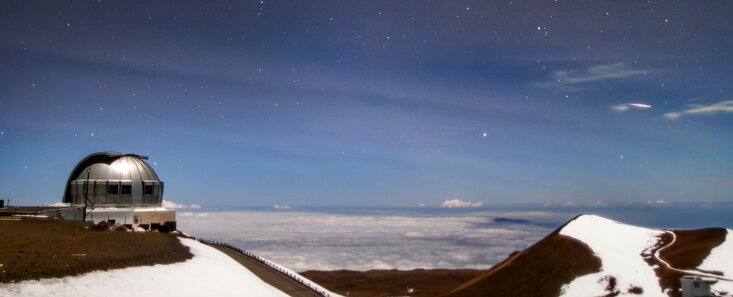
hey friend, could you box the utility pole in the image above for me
[82,168,95,223]
[72,211,77,237]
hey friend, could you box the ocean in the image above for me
[177,203,733,272]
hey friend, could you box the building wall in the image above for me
[87,208,135,225]
[134,209,176,226]
[69,179,162,207]
[680,277,713,297]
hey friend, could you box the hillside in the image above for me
[0,217,191,283]
[446,215,732,297]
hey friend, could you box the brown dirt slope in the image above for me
[0,217,192,283]
[301,269,482,297]
[648,228,727,297]
[445,215,601,297]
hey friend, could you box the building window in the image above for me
[144,185,153,195]
[108,185,119,195]
[120,185,132,195]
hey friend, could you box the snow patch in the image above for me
[0,238,288,297]
[699,229,733,294]
[559,215,665,297]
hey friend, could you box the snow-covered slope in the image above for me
[559,215,666,296]
[0,238,290,297]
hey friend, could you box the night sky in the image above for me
[1,1,732,207]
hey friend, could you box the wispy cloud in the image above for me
[553,63,647,84]
[441,198,484,208]
[664,100,733,120]
[536,63,648,89]
[610,102,652,112]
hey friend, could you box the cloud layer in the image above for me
[178,211,554,271]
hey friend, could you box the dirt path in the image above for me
[654,230,732,281]
[210,245,322,297]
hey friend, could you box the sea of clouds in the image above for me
[177,210,561,272]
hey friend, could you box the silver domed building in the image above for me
[63,152,164,207]
[60,152,176,231]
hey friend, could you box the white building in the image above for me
[680,276,717,297]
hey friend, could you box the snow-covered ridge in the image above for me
[558,215,732,297]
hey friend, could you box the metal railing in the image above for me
[199,239,340,297]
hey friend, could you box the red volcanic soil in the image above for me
[301,269,483,297]
[0,217,192,283]
[444,226,601,297]
[648,228,727,297]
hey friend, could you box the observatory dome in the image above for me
[63,152,164,207]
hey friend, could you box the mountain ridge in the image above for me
[446,214,731,297]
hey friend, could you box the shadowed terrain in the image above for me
[445,233,601,296]
[301,269,482,297]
